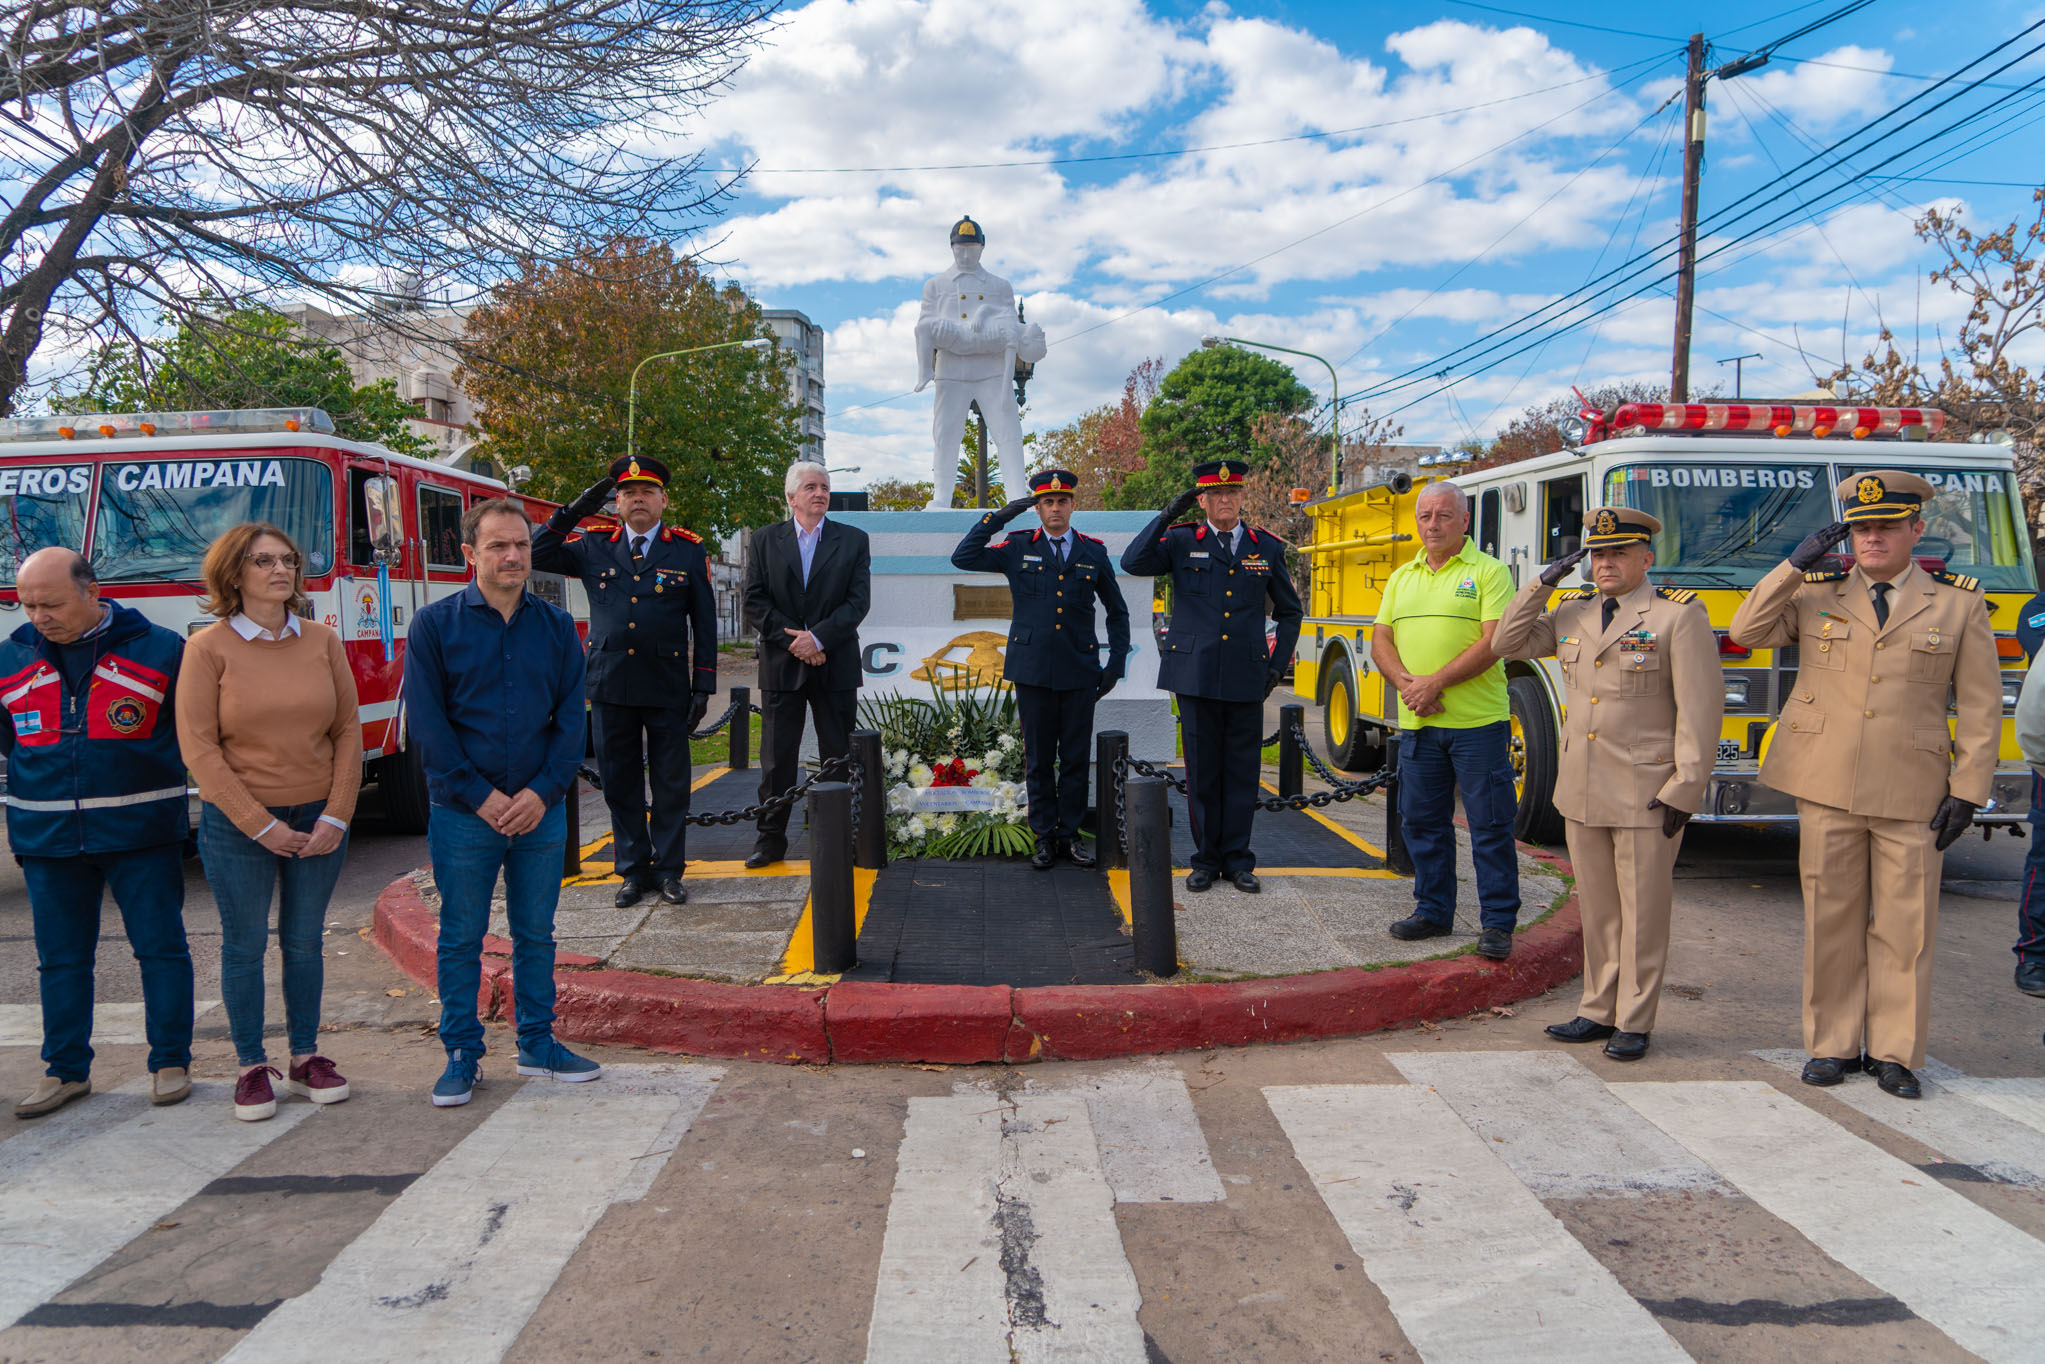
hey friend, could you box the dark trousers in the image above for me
[756,676,858,844]
[1398,720,1522,933]
[593,701,695,885]
[2018,774,2045,965]
[24,844,194,1080]
[1014,682,1095,842]
[1179,695,1262,875]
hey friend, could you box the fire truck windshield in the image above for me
[1603,461,1835,586]
[0,464,90,587]
[88,456,334,585]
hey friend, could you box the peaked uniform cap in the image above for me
[1193,459,1250,487]
[609,454,668,488]
[1029,468,1079,498]
[949,215,986,244]
[1836,469,1933,522]
[1581,505,1661,547]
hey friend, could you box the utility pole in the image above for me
[1670,32,1707,403]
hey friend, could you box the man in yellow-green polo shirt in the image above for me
[1369,480,1521,960]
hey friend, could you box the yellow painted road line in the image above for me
[1259,779,1389,860]
[770,865,876,981]
[563,858,810,889]
[1106,868,1132,928]
[690,766,730,793]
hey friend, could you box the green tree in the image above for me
[866,478,934,511]
[55,304,433,456]
[457,238,797,545]
[1106,346,1313,511]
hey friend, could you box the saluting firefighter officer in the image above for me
[1495,507,1723,1062]
[1729,470,2000,1099]
[1121,459,1304,893]
[951,468,1133,869]
[533,455,718,909]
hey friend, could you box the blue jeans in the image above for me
[2018,774,2045,965]
[23,844,194,1080]
[429,800,566,1056]
[1397,721,1523,933]
[200,801,349,1065]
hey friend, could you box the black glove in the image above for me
[1095,667,1123,702]
[1263,672,1283,700]
[1539,546,1589,588]
[1647,798,1692,839]
[1162,488,1200,524]
[564,474,617,522]
[1789,520,1852,571]
[1930,795,1978,852]
[687,692,710,734]
[993,496,1036,524]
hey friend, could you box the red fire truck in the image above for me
[0,407,590,832]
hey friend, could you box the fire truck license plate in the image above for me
[1717,740,1740,762]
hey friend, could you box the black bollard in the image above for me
[1095,730,1128,870]
[562,773,582,878]
[1277,703,1304,799]
[809,781,857,973]
[1127,774,1177,978]
[1383,732,1414,876]
[728,685,751,770]
[851,728,886,871]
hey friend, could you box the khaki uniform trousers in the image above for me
[1562,820,1681,1034]
[1795,798,1941,1068]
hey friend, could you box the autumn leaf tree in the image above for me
[1240,408,1405,551]
[458,238,797,544]
[1029,357,1163,508]
[1470,383,1696,471]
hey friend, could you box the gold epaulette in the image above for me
[1655,586,1698,604]
[1931,567,1982,591]
[1803,568,1851,583]
[672,526,703,544]
[1559,586,1597,600]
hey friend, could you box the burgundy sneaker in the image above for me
[234,1065,282,1122]
[286,1055,351,1105]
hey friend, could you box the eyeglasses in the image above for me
[244,552,301,571]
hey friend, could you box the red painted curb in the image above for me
[371,861,1583,1066]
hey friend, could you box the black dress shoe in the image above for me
[1062,839,1096,868]
[614,881,650,908]
[1186,868,1217,892]
[1545,1016,1617,1043]
[1800,1055,1862,1087]
[744,845,784,871]
[1231,871,1261,893]
[1872,1060,1922,1099]
[2018,961,2045,997]
[1389,913,1452,941]
[1030,842,1056,871]
[1603,1031,1650,1061]
[1474,928,1513,961]
[659,876,687,905]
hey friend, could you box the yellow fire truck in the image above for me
[1291,401,2037,843]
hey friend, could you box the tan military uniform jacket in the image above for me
[1495,579,1722,828]
[1728,560,1999,821]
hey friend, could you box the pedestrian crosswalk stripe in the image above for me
[1617,1079,2045,1364]
[0,1076,313,1331]
[1265,1083,1690,1364]
[964,1057,1224,1204]
[866,1093,1146,1363]
[222,1063,721,1364]
[1389,1050,1729,1199]
[1753,1050,2045,1186]
[1919,1060,2045,1136]
[0,1001,221,1048]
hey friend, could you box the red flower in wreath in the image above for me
[930,758,979,788]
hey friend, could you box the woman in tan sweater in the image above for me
[177,522,361,1121]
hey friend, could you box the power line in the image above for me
[1437,0,1676,41]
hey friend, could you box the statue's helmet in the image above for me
[949,215,986,246]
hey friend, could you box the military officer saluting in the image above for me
[1730,470,2000,1099]
[951,469,1132,868]
[1121,460,1303,893]
[533,455,718,908]
[1495,507,1723,1062]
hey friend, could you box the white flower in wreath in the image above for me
[981,751,1002,773]
[936,813,958,834]
[997,732,1016,750]
[970,769,997,789]
[906,816,927,838]
[907,762,934,788]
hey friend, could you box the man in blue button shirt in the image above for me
[403,498,599,1106]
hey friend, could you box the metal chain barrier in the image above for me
[1112,752,1131,854]
[577,753,860,829]
[1112,721,1389,816]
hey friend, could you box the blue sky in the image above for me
[669,0,2045,489]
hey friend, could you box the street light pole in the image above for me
[1717,352,1762,400]
[627,336,773,464]
[1203,336,1342,496]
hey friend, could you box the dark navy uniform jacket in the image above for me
[533,516,717,708]
[1121,517,1303,703]
[952,515,1132,692]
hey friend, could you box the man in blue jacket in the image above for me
[952,468,1132,868]
[3,548,194,1118]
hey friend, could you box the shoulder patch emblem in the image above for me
[1931,568,1981,592]
[1803,569,1852,583]
[672,526,703,544]
[1559,586,1597,600]
[1655,586,1698,604]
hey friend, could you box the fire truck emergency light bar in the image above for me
[0,408,336,443]
[1603,402,1947,442]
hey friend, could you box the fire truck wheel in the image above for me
[1507,673,1564,845]
[379,740,433,836]
[1320,652,1384,772]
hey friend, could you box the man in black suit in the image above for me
[951,468,1131,868]
[742,461,872,868]
[534,455,717,907]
